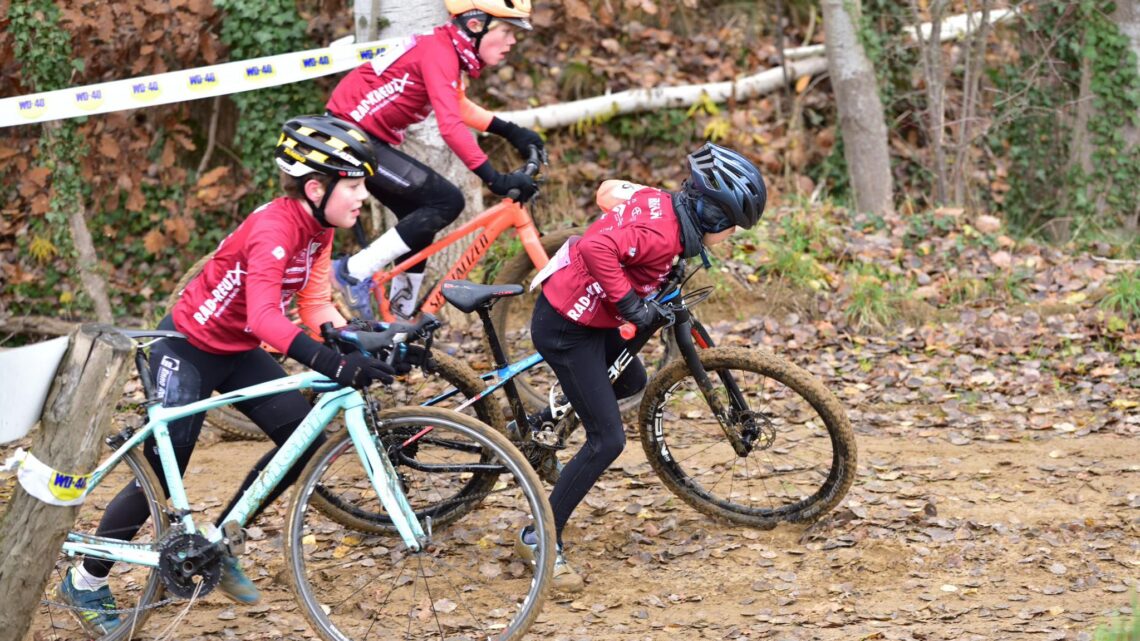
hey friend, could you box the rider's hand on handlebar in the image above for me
[488,170,538,203]
[333,352,396,387]
[615,290,666,332]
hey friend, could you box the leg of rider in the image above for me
[81,316,235,579]
[606,328,648,401]
[385,160,464,317]
[343,142,462,282]
[531,294,626,547]
[217,348,324,525]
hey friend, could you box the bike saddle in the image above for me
[441,280,524,313]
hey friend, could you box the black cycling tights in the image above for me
[530,294,647,545]
[367,141,465,274]
[83,316,322,578]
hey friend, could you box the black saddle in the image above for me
[441,280,524,313]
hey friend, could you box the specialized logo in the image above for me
[349,73,414,122]
[193,262,246,325]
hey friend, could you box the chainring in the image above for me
[157,531,222,598]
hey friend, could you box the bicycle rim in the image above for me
[286,406,555,641]
[36,449,170,641]
[639,346,857,527]
[309,352,505,532]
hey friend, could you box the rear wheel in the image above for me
[639,346,856,527]
[286,406,555,641]
[37,450,170,641]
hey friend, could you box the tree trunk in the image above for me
[377,2,480,326]
[951,0,991,206]
[0,325,132,641]
[821,0,894,214]
[912,0,948,205]
[1114,0,1140,230]
[43,122,114,323]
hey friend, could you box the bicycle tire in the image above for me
[489,226,582,411]
[285,406,556,641]
[638,346,856,527]
[309,351,506,531]
[39,449,170,641]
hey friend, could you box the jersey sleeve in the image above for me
[458,77,494,131]
[595,180,649,212]
[577,222,671,303]
[243,221,306,353]
[421,48,489,170]
[296,236,348,335]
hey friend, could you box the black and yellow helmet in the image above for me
[275,115,376,179]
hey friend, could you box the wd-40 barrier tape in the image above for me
[0,37,403,129]
[1,448,92,506]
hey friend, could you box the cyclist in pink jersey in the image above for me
[327,0,545,320]
[515,144,768,592]
[56,116,397,636]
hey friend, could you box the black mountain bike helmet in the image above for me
[276,115,376,179]
[685,143,767,232]
[275,115,376,226]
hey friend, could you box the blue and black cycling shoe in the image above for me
[56,568,122,636]
[218,554,261,604]
[332,257,376,321]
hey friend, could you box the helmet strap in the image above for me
[455,11,493,54]
[304,176,339,228]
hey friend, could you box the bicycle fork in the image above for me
[671,314,755,457]
[343,400,429,550]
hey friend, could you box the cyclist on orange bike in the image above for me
[56,116,397,636]
[326,0,544,320]
[515,143,768,593]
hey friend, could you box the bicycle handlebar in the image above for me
[321,314,440,362]
[506,145,546,202]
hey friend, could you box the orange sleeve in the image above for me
[596,180,648,212]
[458,78,494,131]
[297,246,348,334]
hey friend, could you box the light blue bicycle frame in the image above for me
[62,371,427,569]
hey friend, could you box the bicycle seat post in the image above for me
[475,306,533,429]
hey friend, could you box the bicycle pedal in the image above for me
[530,428,563,450]
[221,520,246,556]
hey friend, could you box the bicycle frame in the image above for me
[370,197,550,322]
[61,371,427,569]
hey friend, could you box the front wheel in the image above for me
[286,406,556,641]
[639,346,856,527]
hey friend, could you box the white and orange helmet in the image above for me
[446,0,533,30]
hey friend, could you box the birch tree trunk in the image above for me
[820,0,894,214]
[1115,0,1140,230]
[378,2,483,307]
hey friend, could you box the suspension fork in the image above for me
[671,311,752,457]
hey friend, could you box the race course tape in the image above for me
[1,448,92,506]
[0,37,397,129]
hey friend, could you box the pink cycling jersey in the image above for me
[326,23,495,171]
[171,197,346,355]
[540,182,683,328]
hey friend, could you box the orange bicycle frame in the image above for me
[368,197,551,322]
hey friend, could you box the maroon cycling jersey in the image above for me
[326,23,495,171]
[172,197,340,355]
[540,183,683,328]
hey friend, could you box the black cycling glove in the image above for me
[487,116,544,158]
[474,161,537,202]
[614,290,664,332]
[287,333,395,387]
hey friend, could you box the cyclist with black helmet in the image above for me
[514,143,768,593]
[326,0,545,321]
[56,115,397,636]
